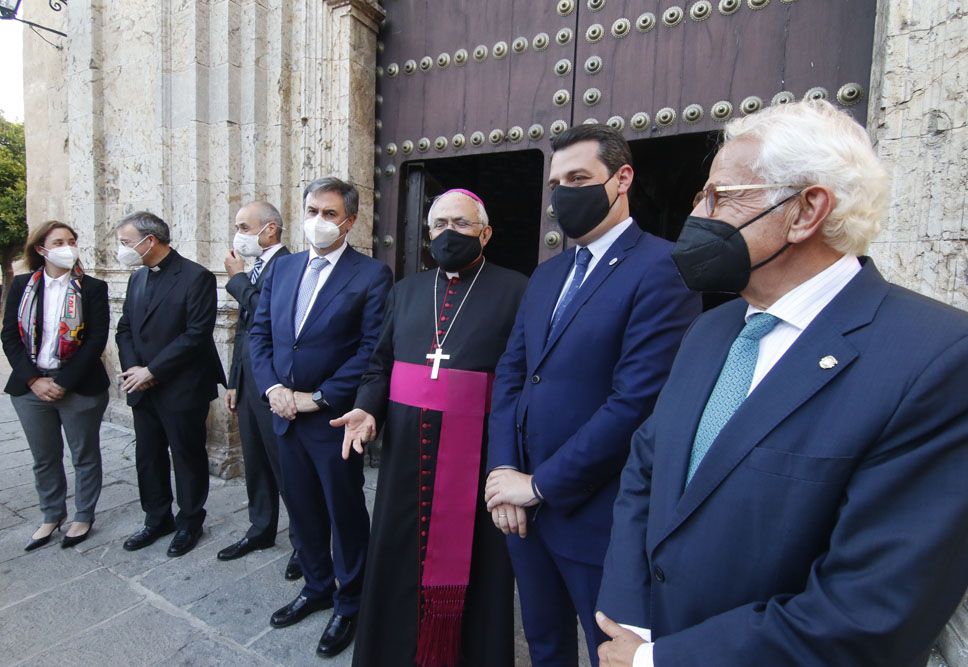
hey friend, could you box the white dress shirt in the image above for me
[295,242,347,335]
[626,254,863,667]
[552,217,635,315]
[266,242,348,398]
[746,254,861,393]
[36,269,71,371]
[258,242,284,264]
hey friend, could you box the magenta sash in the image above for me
[389,360,493,667]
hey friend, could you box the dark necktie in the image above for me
[550,247,593,333]
[250,257,264,285]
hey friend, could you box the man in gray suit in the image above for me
[217,202,299,579]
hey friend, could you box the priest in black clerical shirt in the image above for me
[115,211,225,558]
[332,189,527,667]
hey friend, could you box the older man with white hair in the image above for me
[332,188,527,667]
[595,100,968,667]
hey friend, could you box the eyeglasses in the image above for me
[429,218,484,232]
[692,183,797,217]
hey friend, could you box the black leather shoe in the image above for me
[316,614,356,657]
[284,550,303,580]
[123,520,175,552]
[166,526,203,557]
[217,536,274,561]
[24,520,63,552]
[270,594,332,628]
[61,519,95,549]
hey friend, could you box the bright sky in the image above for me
[0,20,24,122]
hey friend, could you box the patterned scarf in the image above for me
[17,266,86,365]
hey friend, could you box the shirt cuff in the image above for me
[265,383,284,398]
[619,625,652,642]
[619,625,654,667]
[633,641,654,667]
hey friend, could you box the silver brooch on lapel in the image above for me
[819,355,838,370]
[608,257,618,266]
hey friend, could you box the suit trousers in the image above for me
[507,518,607,667]
[132,393,210,531]
[236,371,296,547]
[279,417,369,616]
[11,390,109,524]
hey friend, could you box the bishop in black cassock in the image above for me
[333,190,526,667]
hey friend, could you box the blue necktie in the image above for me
[249,257,264,285]
[686,313,780,485]
[294,257,327,332]
[550,247,593,333]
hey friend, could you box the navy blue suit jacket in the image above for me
[488,223,701,564]
[248,246,393,437]
[598,259,968,666]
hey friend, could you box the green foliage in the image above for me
[0,114,27,254]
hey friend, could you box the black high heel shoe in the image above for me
[61,518,95,549]
[24,520,63,552]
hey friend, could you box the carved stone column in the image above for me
[320,0,385,253]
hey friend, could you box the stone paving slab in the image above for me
[0,542,101,605]
[186,548,299,645]
[0,567,146,664]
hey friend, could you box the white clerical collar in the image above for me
[745,254,862,331]
[259,243,283,262]
[307,240,348,268]
[445,257,485,280]
[578,217,634,261]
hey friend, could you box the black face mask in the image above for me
[671,192,800,293]
[551,172,618,239]
[430,229,483,272]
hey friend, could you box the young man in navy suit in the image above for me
[486,125,701,666]
[596,101,968,667]
[248,177,392,658]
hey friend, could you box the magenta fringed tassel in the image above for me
[415,585,467,667]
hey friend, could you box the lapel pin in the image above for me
[819,355,838,370]
[608,257,618,266]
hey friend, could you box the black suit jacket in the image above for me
[115,249,226,410]
[1,272,111,396]
[225,246,290,390]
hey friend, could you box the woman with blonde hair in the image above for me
[1,220,110,550]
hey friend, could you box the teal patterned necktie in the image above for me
[686,313,780,486]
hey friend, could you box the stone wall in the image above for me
[867,1,968,664]
[22,0,384,478]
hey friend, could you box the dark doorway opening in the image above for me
[628,130,734,310]
[628,131,719,242]
[396,150,544,278]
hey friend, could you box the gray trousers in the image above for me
[11,390,109,524]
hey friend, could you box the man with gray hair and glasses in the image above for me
[333,188,527,667]
[115,211,226,558]
[596,100,968,667]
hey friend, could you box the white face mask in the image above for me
[303,215,348,249]
[233,223,269,257]
[117,236,150,268]
[42,245,79,270]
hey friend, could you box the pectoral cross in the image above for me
[426,346,450,380]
